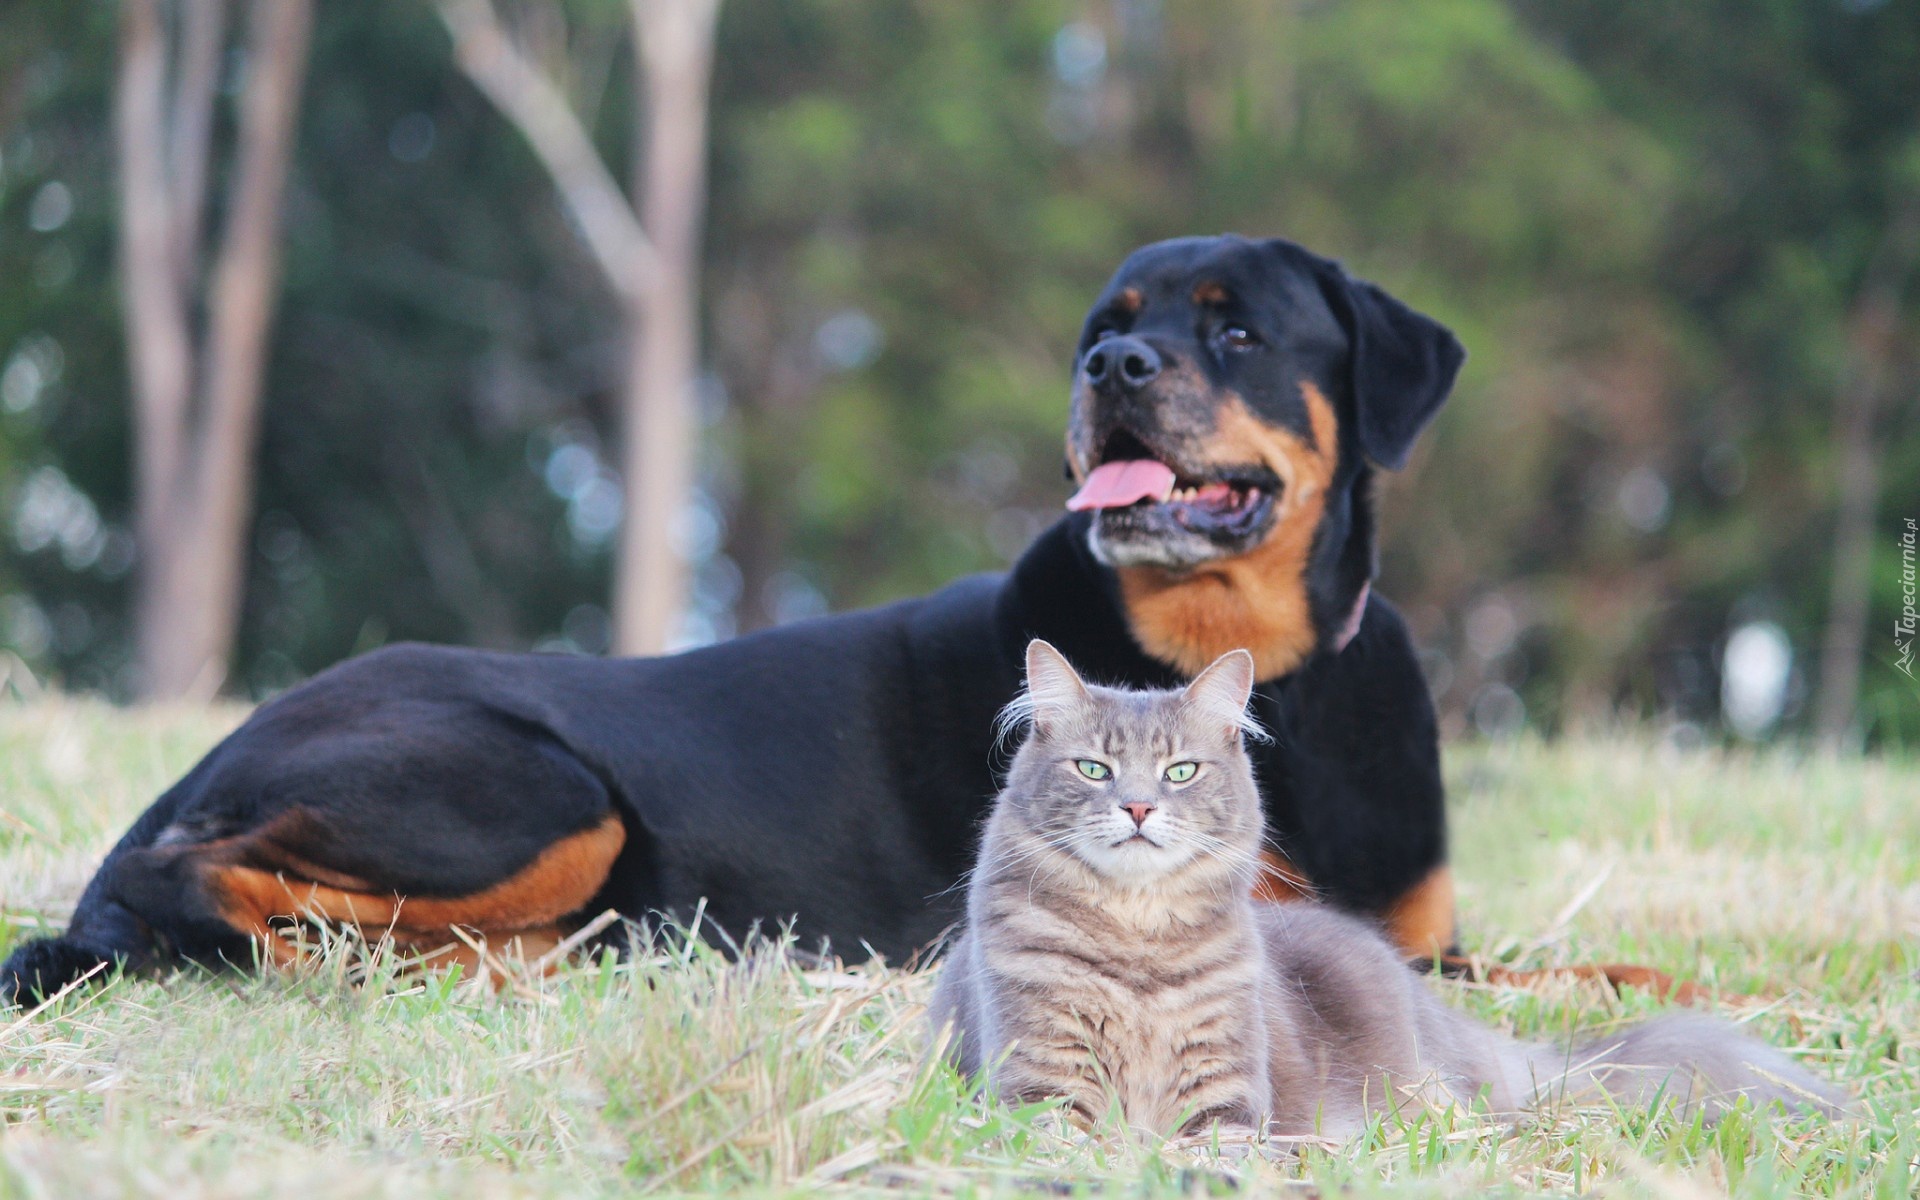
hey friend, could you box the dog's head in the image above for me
[1064,235,1463,676]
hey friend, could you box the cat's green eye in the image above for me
[1164,761,1198,784]
[1074,759,1112,781]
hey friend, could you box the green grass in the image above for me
[1,700,1916,1197]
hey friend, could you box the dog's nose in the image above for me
[1083,336,1162,391]
[1121,801,1156,828]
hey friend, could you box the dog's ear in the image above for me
[1328,272,1465,471]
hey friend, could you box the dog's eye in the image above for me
[1074,759,1112,781]
[1220,326,1258,350]
[1164,762,1198,783]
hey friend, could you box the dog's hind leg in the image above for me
[1,807,628,1003]
[4,721,633,1005]
[201,811,625,970]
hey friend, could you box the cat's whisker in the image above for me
[1021,847,1082,904]
[984,829,1091,903]
[1246,849,1323,901]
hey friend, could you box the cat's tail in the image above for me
[1525,1013,1850,1120]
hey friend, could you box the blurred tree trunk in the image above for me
[119,0,314,702]
[441,0,720,656]
[614,0,719,655]
[1813,198,1920,747]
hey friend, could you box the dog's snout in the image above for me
[1083,335,1162,391]
[1083,345,1112,385]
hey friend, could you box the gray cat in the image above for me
[928,640,1848,1138]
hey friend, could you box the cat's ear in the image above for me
[1182,649,1257,743]
[1023,639,1091,733]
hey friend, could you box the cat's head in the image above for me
[995,639,1264,886]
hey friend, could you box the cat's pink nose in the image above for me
[1122,801,1155,828]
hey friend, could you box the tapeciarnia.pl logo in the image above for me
[1898,516,1917,680]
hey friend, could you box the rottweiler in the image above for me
[3,234,1463,1004]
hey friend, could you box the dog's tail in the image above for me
[1526,1013,1849,1120]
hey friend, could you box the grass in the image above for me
[0,699,1915,1198]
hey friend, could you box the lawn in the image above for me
[1,700,1915,1198]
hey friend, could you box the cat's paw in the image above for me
[1174,1111,1267,1147]
[1171,1126,1261,1163]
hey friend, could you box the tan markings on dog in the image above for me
[1251,849,1313,903]
[209,812,625,962]
[1116,380,1339,678]
[1191,281,1228,305]
[1383,864,1454,960]
[1440,956,1732,1008]
[1115,286,1143,313]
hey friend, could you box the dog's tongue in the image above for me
[1066,460,1177,512]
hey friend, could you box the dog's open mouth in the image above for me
[1067,430,1277,542]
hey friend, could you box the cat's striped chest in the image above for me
[982,916,1269,1130]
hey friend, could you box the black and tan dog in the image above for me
[3,235,1464,1004]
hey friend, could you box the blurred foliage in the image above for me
[0,0,1915,746]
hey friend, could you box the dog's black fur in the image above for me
[3,235,1463,1004]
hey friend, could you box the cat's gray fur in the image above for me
[928,640,1849,1137]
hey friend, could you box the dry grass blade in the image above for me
[0,961,108,1046]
